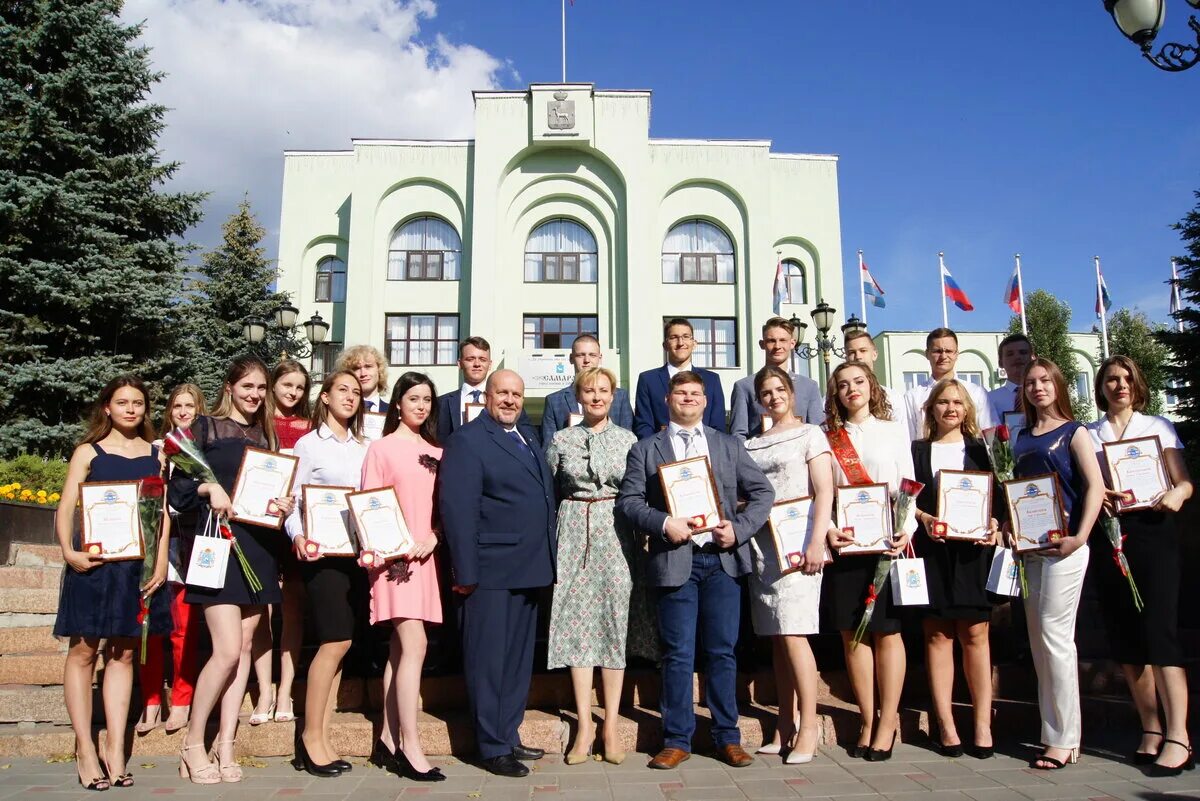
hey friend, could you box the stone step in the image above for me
[0,566,62,589]
[0,588,59,615]
[0,626,62,655]
[0,654,95,686]
[10,544,64,568]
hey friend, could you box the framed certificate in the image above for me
[1003,473,1067,553]
[346,487,414,562]
[79,481,144,561]
[567,412,584,427]
[463,403,485,425]
[362,412,387,442]
[301,485,357,557]
[657,456,723,534]
[835,483,893,555]
[230,447,299,529]
[767,496,820,572]
[936,470,993,541]
[1102,436,1172,512]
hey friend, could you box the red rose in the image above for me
[996,425,1010,443]
[139,477,165,498]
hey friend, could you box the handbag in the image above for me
[186,511,231,590]
[986,546,1022,597]
[889,541,929,606]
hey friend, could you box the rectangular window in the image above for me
[526,253,586,283]
[310,341,343,382]
[903,371,931,392]
[680,254,718,283]
[523,315,598,350]
[384,314,459,366]
[956,371,984,388]
[1075,371,1091,402]
[1166,378,1182,407]
[673,317,737,368]
[402,251,443,281]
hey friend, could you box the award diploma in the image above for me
[302,485,357,557]
[936,470,992,541]
[1102,436,1171,512]
[362,412,387,442]
[1003,474,1066,552]
[346,487,414,561]
[231,447,299,529]
[836,483,893,555]
[79,480,144,561]
[767,496,823,572]
[657,456,723,534]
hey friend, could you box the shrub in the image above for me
[0,454,68,506]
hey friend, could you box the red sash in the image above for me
[825,427,874,486]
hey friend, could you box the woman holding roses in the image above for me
[168,356,296,784]
[284,370,369,777]
[55,375,171,790]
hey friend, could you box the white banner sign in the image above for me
[519,351,574,391]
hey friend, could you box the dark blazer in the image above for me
[540,385,634,445]
[728,372,825,438]
[437,411,557,590]
[436,389,535,445]
[632,366,726,439]
[616,425,775,587]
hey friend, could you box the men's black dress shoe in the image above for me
[512,743,545,761]
[481,754,530,778]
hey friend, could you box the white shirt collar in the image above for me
[314,423,354,443]
[666,362,692,378]
[668,420,704,438]
[461,382,485,400]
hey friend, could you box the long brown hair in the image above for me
[80,375,156,445]
[1095,355,1149,413]
[382,371,439,445]
[1020,357,1075,426]
[310,370,365,440]
[921,378,980,440]
[823,362,893,430]
[159,383,208,437]
[212,355,278,450]
[270,359,312,418]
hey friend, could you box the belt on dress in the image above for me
[563,496,617,570]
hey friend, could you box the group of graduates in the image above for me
[52,314,1193,792]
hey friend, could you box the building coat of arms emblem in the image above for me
[547,90,575,130]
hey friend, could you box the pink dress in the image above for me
[361,434,443,625]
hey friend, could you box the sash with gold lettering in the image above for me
[826,427,874,486]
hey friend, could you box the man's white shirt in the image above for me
[903,377,996,439]
[667,420,712,546]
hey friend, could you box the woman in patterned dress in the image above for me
[545,367,639,765]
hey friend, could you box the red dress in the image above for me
[275,415,312,453]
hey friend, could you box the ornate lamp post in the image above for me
[1104,0,1200,71]
[243,305,329,361]
[790,301,858,385]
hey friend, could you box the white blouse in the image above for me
[283,425,370,542]
[1087,411,1183,487]
[829,415,918,535]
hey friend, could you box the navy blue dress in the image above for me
[1012,421,1086,535]
[53,445,171,639]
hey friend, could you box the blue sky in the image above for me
[427,0,1200,334]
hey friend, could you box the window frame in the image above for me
[383,313,459,366]
[310,341,343,382]
[522,314,598,350]
[661,220,736,286]
[903,371,931,392]
[314,256,346,303]
[387,217,461,282]
[783,259,807,304]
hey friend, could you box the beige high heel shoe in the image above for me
[209,740,243,782]
[178,743,220,785]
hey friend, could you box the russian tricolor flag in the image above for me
[941,264,974,312]
[772,255,788,315]
[862,262,886,308]
[1003,265,1021,314]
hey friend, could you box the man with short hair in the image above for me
[632,318,726,439]
[842,329,907,432]
[902,328,996,439]
[988,333,1034,420]
[436,337,534,443]
[438,370,557,778]
[617,371,775,770]
[540,334,634,443]
[728,317,823,438]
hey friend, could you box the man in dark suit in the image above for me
[632,318,726,439]
[728,316,824,438]
[436,336,534,443]
[540,334,634,443]
[438,369,557,777]
[616,371,775,770]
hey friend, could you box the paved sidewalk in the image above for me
[3,739,1199,800]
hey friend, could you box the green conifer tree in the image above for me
[1157,190,1200,449]
[1008,289,1093,421]
[1106,308,1169,416]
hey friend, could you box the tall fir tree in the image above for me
[1157,190,1200,449]
[1008,289,1093,421]
[0,0,204,455]
[1106,308,1169,416]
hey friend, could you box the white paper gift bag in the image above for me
[889,544,929,606]
[186,512,231,590]
[986,547,1021,597]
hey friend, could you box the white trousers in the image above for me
[1023,544,1088,749]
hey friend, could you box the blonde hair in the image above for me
[335,345,388,395]
[921,378,979,440]
[160,383,208,437]
[212,356,278,450]
[574,367,617,400]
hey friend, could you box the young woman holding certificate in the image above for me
[55,376,171,790]
[744,366,835,764]
[1010,357,1104,771]
[360,371,445,782]
[822,363,915,762]
[169,356,296,784]
[285,370,369,777]
[910,379,999,759]
[1087,355,1194,774]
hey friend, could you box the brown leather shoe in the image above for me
[647,748,691,769]
[718,744,754,768]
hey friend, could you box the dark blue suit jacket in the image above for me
[632,366,726,439]
[540,385,634,445]
[437,411,557,590]
[436,389,535,445]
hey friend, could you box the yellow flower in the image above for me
[49,493,60,502]
[36,490,46,498]
[36,498,46,505]
[10,483,20,490]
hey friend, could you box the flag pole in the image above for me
[1095,255,1109,359]
[1172,258,1184,333]
[939,251,948,328]
[561,0,567,82]
[858,249,867,327]
[1015,253,1028,336]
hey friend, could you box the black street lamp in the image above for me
[1104,0,1200,71]
[243,306,329,361]
[790,300,851,385]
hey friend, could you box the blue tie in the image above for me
[470,390,482,403]
[507,430,538,468]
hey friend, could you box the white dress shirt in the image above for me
[903,377,996,440]
[666,420,713,546]
[987,380,1021,420]
[284,424,370,542]
[830,415,918,536]
[882,384,908,435]
[666,362,692,379]
[460,381,486,423]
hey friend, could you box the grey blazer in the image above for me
[616,425,775,587]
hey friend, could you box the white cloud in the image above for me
[121,0,509,253]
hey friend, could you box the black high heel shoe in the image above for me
[393,747,447,782]
[966,742,994,760]
[291,730,343,778]
[865,731,898,762]
[1134,730,1164,766]
[369,740,398,773]
[1146,739,1195,777]
[847,724,871,759]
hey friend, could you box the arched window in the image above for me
[314,256,346,303]
[783,259,806,304]
[524,219,598,283]
[661,220,735,284]
[387,216,461,281]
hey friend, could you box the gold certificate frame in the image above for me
[230,447,299,530]
[767,496,818,573]
[79,480,144,561]
[936,469,993,541]
[1102,436,1172,513]
[301,485,358,557]
[657,455,723,534]
[836,482,893,556]
[1003,473,1066,553]
[346,486,414,562]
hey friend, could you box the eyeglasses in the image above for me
[666,335,694,343]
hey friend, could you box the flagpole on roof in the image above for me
[939,252,949,328]
[1172,258,1184,333]
[1095,255,1110,360]
[858,249,867,327]
[1015,253,1028,336]
[561,0,567,82]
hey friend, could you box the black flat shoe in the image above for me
[512,743,545,761]
[369,741,398,773]
[393,747,446,782]
[291,732,343,778]
[1135,730,1164,765]
[1146,739,1195,777]
[481,754,529,778]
